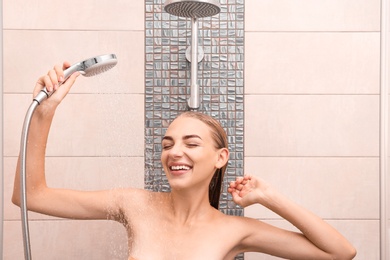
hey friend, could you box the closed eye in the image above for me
[162,144,173,150]
[162,140,173,150]
[162,136,174,150]
[186,143,200,148]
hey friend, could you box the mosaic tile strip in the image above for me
[145,2,244,257]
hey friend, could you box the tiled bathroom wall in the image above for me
[244,0,381,259]
[144,0,245,217]
[1,0,385,259]
[3,1,145,259]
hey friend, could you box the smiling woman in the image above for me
[161,111,229,210]
[12,62,356,259]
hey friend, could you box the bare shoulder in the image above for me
[228,214,285,235]
[105,188,148,219]
[219,214,280,250]
[209,212,263,240]
[111,188,169,219]
[219,213,260,227]
[200,212,272,256]
[111,188,160,208]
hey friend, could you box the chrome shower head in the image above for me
[164,0,221,18]
[64,54,117,78]
[34,54,118,104]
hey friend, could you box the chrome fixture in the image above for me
[164,0,221,110]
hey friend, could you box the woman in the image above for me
[13,62,356,259]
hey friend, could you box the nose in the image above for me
[168,143,184,158]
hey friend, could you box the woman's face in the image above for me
[161,116,224,190]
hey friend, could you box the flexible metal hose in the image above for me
[19,100,40,260]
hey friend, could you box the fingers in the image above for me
[49,70,80,102]
[62,61,71,70]
[36,64,64,93]
[54,64,65,85]
[32,61,80,109]
[37,61,72,93]
[57,71,80,95]
[230,189,242,202]
[47,69,59,92]
[229,175,251,190]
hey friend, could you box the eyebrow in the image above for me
[162,134,202,141]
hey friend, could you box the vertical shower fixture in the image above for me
[164,0,221,110]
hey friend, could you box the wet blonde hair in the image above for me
[176,111,228,209]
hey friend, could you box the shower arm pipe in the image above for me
[188,17,200,110]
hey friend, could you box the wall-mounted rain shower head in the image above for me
[164,0,221,18]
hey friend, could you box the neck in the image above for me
[168,186,214,225]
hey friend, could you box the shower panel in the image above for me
[164,0,221,110]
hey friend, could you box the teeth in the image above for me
[171,165,190,170]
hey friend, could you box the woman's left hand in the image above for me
[228,175,271,208]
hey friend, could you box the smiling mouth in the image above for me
[170,165,191,171]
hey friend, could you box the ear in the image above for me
[215,148,229,169]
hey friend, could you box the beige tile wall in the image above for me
[3,1,145,259]
[245,0,380,259]
[2,0,383,259]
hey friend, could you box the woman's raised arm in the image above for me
[228,175,357,259]
[12,63,122,220]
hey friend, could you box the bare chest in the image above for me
[126,214,238,260]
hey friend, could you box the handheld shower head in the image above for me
[34,54,117,104]
[65,54,117,78]
[164,0,221,18]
